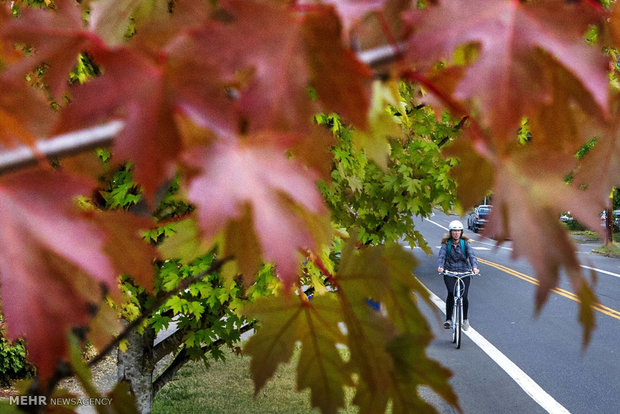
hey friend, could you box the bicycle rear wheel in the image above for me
[455,300,462,349]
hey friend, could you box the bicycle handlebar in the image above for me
[441,270,477,277]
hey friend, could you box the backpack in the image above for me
[445,239,469,267]
[446,238,466,257]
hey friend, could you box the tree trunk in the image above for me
[117,321,156,414]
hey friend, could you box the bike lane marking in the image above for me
[421,283,570,414]
[580,264,620,279]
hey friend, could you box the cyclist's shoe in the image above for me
[463,320,470,331]
[443,321,451,329]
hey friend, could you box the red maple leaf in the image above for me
[174,0,319,134]
[406,0,609,139]
[167,0,371,131]
[59,0,369,199]
[182,135,328,288]
[0,169,117,379]
[57,47,184,201]
[0,3,20,64]
[57,38,249,200]
[0,0,97,99]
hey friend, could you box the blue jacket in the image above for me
[437,239,478,272]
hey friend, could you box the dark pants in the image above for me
[444,275,471,321]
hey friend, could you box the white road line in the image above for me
[423,284,570,414]
[424,216,620,279]
[580,265,620,279]
[423,216,450,231]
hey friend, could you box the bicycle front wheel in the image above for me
[455,300,462,349]
[451,304,457,343]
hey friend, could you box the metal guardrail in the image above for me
[0,120,124,174]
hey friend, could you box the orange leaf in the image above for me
[0,79,57,147]
[443,133,494,213]
[90,210,160,292]
[303,6,372,129]
[486,162,599,342]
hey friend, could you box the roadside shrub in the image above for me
[0,316,35,386]
[566,220,586,231]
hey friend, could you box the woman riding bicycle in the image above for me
[437,220,480,331]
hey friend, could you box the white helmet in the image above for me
[449,220,464,231]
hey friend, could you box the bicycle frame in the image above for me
[443,270,475,349]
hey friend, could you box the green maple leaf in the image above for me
[242,293,351,413]
[296,294,351,413]
[336,238,458,412]
[242,295,303,395]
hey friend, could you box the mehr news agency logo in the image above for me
[9,395,113,407]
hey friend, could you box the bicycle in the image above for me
[442,270,477,349]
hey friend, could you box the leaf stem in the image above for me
[400,69,495,160]
[373,11,403,61]
[304,249,340,290]
[582,0,604,12]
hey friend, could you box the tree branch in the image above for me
[152,322,254,396]
[88,256,231,368]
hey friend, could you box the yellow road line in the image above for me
[477,258,620,321]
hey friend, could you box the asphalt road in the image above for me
[409,211,620,414]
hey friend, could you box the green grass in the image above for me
[569,229,620,257]
[569,229,600,239]
[570,229,620,242]
[592,243,620,257]
[152,346,358,414]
